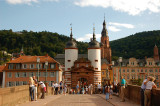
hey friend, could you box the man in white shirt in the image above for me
[98,82,101,94]
[141,76,150,106]
[39,81,46,99]
[144,77,157,106]
[54,82,59,95]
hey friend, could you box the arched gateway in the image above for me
[71,58,95,88]
[64,25,101,88]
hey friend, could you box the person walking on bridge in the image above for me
[120,76,126,102]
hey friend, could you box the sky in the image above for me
[0,0,160,42]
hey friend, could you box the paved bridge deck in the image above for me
[18,94,140,106]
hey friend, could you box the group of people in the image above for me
[141,76,157,106]
[51,81,67,96]
[74,83,94,94]
[29,75,157,105]
[29,76,46,101]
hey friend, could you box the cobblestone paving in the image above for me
[47,94,113,106]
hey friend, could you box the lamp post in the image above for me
[45,61,48,83]
[119,57,122,82]
[106,67,109,80]
[37,57,40,81]
[112,61,115,83]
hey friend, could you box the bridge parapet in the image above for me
[0,85,29,106]
[125,84,160,106]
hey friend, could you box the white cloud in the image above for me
[77,33,101,41]
[6,0,38,5]
[6,0,59,5]
[109,22,134,29]
[74,0,160,15]
[108,26,121,32]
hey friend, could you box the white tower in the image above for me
[64,27,78,87]
[88,26,101,85]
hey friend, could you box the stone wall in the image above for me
[0,85,29,106]
[124,84,160,106]
[0,85,53,106]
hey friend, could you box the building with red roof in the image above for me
[0,65,5,87]
[2,54,62,88]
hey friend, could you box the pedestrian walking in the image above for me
[144,76,157,106]
[120,76,126,102]
[54,82,59,95]
[114,79,118,95]
[105,84,110,101]
[90,84,93,95]
[59,81,63,94]
[29,77,35,101]
[86,86,88,94]
[76,84,79,94]
[109,82,113,99]
[33,76,37,101]
[51,82,55,95]
[98,82,101,94]
[64,83,67,96]
[82,86,85,94]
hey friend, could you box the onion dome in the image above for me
[65,26,77,48]
[88,26,100,48]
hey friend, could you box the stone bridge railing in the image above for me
[124,84,160,106]
[0,85,160,106]
[0,85,53,106]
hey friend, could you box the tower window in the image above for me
[95,60,98,62]
[105,40,106,44]
[77,64,79,67]
[95,68,98,70]
[67,68,71,70]
[68,60,71,62]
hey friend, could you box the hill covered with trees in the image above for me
[110,30,160,59]
[0,30,88,58]
[0,29,160,60]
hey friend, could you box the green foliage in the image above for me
[1,30,160,60]
[110,30,160,59]
[130,78,143,86]
[0,30,88,58]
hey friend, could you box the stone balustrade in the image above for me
[0,85,53,106]
[0,84,160,106]
[124,84,160,106]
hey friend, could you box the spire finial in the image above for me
[70,23,73,40]
[104,13,105,21]
[93,23,95,34]
[93,23,96,40]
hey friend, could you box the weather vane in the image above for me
[93,23,95,33]
[70,23,72,31]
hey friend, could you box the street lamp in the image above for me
[37,57,40,81]
[119,57,122,81]
[45,61,48,83]
[112,61,115,83]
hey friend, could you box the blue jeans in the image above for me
[29,86,35,101]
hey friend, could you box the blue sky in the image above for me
[0,0,160,42]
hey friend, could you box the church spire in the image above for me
[93,23,96,41]
[70,23,73,40]
[101,14,108,37]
